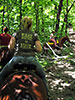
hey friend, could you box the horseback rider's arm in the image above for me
[8,37,16,50]
[35,40,42,52]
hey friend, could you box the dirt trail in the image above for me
[46,28,75,100]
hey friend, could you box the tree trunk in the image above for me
[53,4,57,30]
[61,0,75,34]
[7,0,10,31]
[35,2,39,34]
[2,0,5,32]
[55,0,63,33]
[41,7,44,32]
[20,0,22,29]
[65,0,68,35]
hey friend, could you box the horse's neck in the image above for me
[61,36,69,43]
[58,37,65,46]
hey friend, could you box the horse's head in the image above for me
[65,36,70,42]
[0,71,47,100]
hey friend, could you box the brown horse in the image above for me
[0,47,14,67]
[43,36,70,53]
[57,36,70,47]
[0,71,47,100]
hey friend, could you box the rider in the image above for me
[0,27,12,63]
[49,31,57,47]
[0,27,11,46]
[49,31,61,50]
[0,16,47,92]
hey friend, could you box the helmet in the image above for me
[21,16,32,30]
[3,27,8,33]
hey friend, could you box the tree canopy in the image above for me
[0,0,75,40]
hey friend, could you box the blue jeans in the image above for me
[0,56,47,87]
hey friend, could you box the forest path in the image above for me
[46,28,75,100]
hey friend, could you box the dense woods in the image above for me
[0,0,75,100]
[0,0,75,37]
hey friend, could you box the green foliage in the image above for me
[0,0,74,39]
[61,48,70,55]
[70,60,75,66]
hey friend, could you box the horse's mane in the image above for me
[61,36,70,42]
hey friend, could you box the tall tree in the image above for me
[20,0,22,29]
[61,0,75,35]
[65,0,68,35]
[7,0,10,30]
[35,1,39,34]
[2,0,5,32]
[41,7,44,32]
[55,0,63,33]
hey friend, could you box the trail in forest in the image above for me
[46,28,75,100]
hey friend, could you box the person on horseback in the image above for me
[49,31,61,50]
[49,31,57,47]
[0,27,12,46]
[0,27,12,66]
[0,16,48,94]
